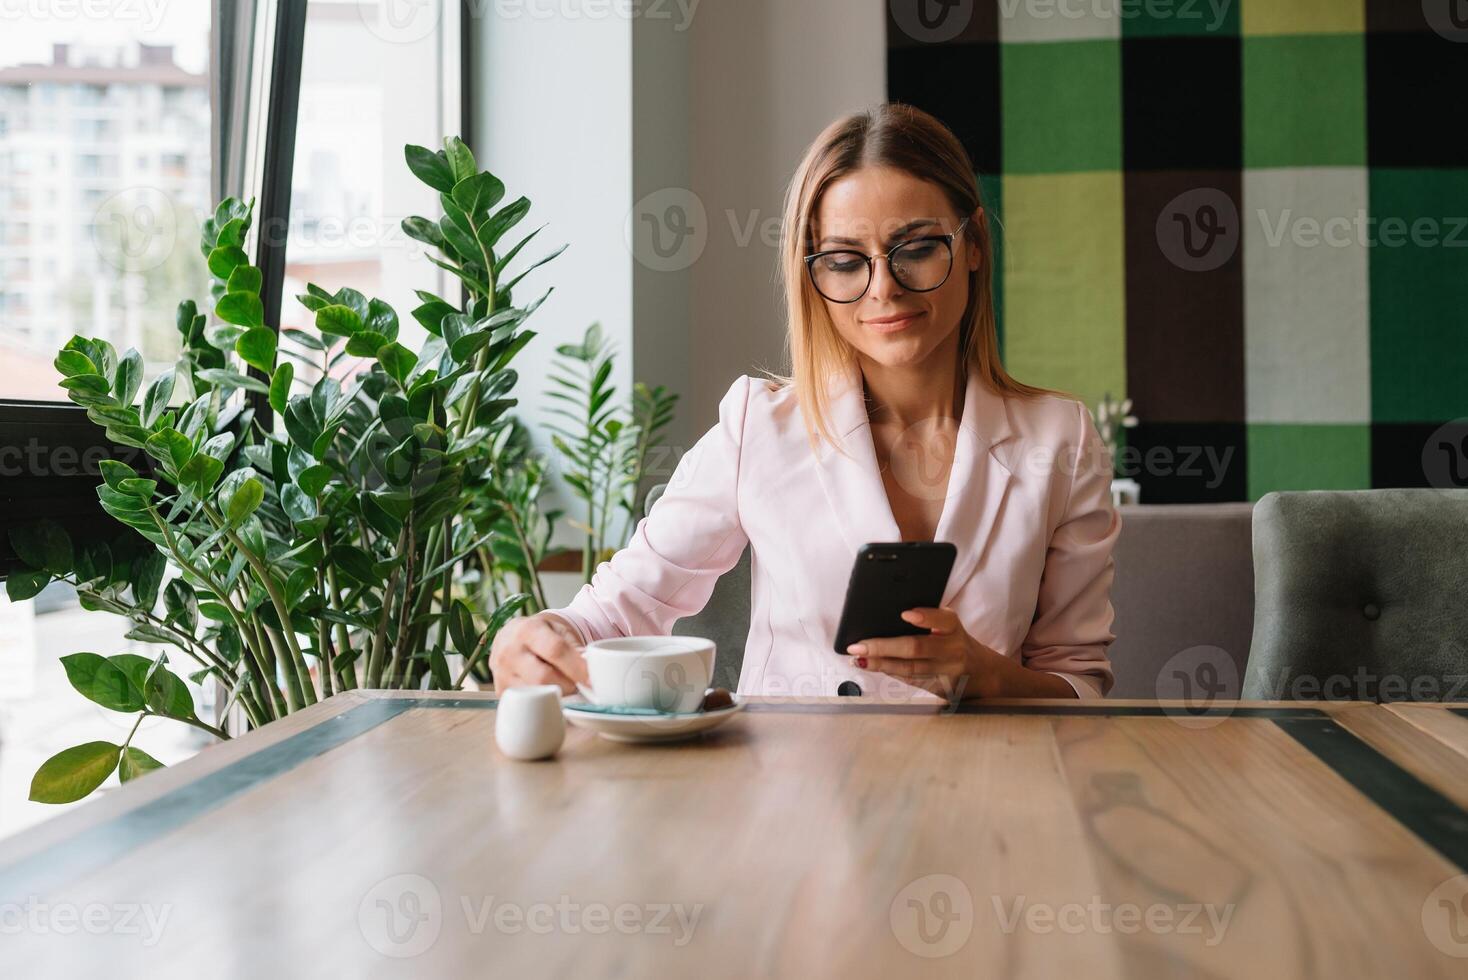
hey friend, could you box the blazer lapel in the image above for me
[810,363,902,553]
[933,369,1015,607]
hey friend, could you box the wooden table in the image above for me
[2,692,1466,978]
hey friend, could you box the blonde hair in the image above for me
[768,102,1051,452]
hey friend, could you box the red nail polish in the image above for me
[855,658,867,669]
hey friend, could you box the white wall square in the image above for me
[1244,167,1371,424]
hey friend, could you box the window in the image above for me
[0,18,212,400]
[0,0,466,842]
[283,0,463,355]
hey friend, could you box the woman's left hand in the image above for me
[845,606,1078,701]
[844,606,1001,700]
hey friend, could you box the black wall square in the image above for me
[1366,32,1468,167]
[887,42,1002,175]
[1371,422,1466,489]
[1122,36,1242,171]
[1121,422,1248,503]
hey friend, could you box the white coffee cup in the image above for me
[495,684,566,760]
[581,636,715,714]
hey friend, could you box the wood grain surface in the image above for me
[1,693,1465,978]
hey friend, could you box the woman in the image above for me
[490,103,1120,702]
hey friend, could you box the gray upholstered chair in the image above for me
[1242,489,1468,702]
[643,481,753,690]
[1109,503,1255,698]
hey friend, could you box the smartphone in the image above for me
[832,542,957,654]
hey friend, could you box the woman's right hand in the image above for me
[487,611,590,694]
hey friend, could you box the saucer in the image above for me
[561,695,744,743]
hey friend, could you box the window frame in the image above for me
[0,0,470,580]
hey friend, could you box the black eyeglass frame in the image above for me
[803,216,971,304]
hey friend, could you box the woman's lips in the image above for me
[864,311,923,333]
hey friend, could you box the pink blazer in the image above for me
[555,363,1121,701]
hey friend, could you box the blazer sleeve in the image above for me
[552,375,752,644]
[1020,399,1122,699]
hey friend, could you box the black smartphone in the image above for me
[832,542,957,654]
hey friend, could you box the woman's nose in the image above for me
[868,255,904,301]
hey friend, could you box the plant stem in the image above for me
[121,713,145,750]
[204,502,318,708]
[145,503,283,719]
[152,710,228,741]
[324,561,357,690]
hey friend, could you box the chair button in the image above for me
[837,680,862,697]
[1362,603,1380,621]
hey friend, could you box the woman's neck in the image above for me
[857,336,965,429]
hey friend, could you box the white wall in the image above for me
[472,0,886,526]
[686,0,886,430]
[471,5,636,449]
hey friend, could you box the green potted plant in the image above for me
[9,138,564,803]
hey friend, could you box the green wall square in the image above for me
[1243,34,1365,168]
[1247,424,1370,500]
[1369,168,1468,422]
[1002,40,1121,174]
[1001,172,1127,408]
[1121,0,1239,37]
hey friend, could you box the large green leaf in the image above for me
[236,327,277,373]
[224,476,265,526]
[404,144,455,193]
[207,245,248,279]
[226,265,262,295]
[451,172,506,217]
[119,747,164,783]
[480,196,531,249]
[111,654,195,720]
[99,459,140,492]
[30,742,121,804]
[132,548,166,609]
[164,579,198,632]
[9,519,73,573]
[366,299,399,341]
[269,362,294,414]
[216,292,265,329]
[402,216,445,248]
[377,343,417,386]
[316,304,363,337]
[54,348,98,378]
[6,569,50,601]
[145,428,194,471]
[177,452,224,496]
[141,370,175,427]
[113,349,144,407]
[444,136,477,183]
[60,652,143,712]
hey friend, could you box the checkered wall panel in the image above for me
[887,0,1468,502]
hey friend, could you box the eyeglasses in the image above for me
[804,217,970,304]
